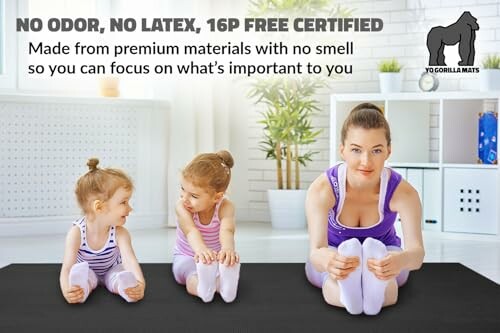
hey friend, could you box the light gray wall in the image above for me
[238,0,500,222]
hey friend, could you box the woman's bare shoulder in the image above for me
[307,173,335,207]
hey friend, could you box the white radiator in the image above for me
[0,95,169,236]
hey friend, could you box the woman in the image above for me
[305,103,424,315]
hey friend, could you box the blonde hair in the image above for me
[182,150,234,193]
[75,158,134,214]
[340,103,391,146]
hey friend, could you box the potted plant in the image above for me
[378,58,403,93]
[249,77,325,229]
[480,54,500,92]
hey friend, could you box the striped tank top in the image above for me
[174,199,224,257]
[73,217,122,276]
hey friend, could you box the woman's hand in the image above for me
[326,252,360,281]
[63,285,84,304]
[218,248,240,266]
[125,281,145,302]
[194,248,217,264]
[367,251,403,280]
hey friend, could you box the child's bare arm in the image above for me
[176,200,216,263]
[218,200,239,266]
[116,226,146,301]
[59,226,84,303]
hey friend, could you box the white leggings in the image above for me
[71,262,128,293]
[172,254,198,285]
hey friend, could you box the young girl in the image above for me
[305,103,425,315]
[60,158,145,304]
[173,150,241,303]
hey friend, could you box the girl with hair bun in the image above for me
[60,158,145,304]
[305,103,424,315]
[173,150,241,303]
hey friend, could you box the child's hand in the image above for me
[63,286,84,304]
[125,281,145,302]
[194,248,217,264]
[218,248,240,266]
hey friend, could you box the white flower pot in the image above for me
[480,69,500,92]
[267,189,307,229]
[379,72,402,93]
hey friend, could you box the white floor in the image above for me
[1,222,499,284]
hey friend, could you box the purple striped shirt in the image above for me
[174,199,224,257]
[73,217,122,276]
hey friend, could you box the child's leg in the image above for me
[172,254,196,285]
[69,262,98,303]
[195,261,218,303]
[173,255,217,302]
[218,262,241,303]
[362,237,391,315]
[104,264,138,303]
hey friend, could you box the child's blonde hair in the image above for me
[182,150,234,193]
[75,158,134,214]
[341,103,391,146]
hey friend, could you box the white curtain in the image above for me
[167,78,233,226]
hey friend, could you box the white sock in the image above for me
[337,238,363,315]
[196,262,218,303]
[69,262,91,303]
[116,271,138,303]
[362,237,389,315]
[218,263,241,303]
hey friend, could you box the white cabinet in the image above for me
[443,168,498,234]
[422,169,441,232]
[330,92,500,236]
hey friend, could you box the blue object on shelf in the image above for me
[478,111,498,164]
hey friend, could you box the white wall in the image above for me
[3,0,499,225]
[240,0,500,222]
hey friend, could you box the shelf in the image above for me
[442,163,498,169]
[332,91,500,102]
[330,92,500,237]
[387,162,439,169]
[333,162,497,169]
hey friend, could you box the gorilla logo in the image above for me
[427,11,479,66]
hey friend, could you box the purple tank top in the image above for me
[326,163,402,248]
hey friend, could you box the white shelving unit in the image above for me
[330,92,500,237]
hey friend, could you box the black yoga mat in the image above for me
[0,263,498,332]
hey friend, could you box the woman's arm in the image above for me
[218,199,239,266]
[59,226,83,303]
[176,200,216,263]
[307,174,359,279]
[307,174,335,271]
[389,180,425,271]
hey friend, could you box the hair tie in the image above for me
[221,162,230,175]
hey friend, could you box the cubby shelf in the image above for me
[330,92,500,237]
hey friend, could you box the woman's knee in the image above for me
[384,279,398,306]
[322,278,342,307]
